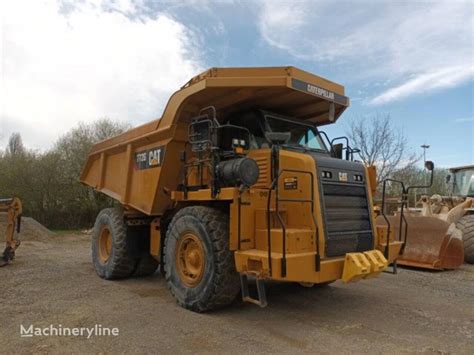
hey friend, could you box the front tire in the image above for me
[457,214,474,264]
[164,206,240,312]
[92,208,137,279]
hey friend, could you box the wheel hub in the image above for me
[98,226,112,263]
[176,233,205,287]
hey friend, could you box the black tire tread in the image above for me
[92,208,137,279]
[456,214,474,264]
[164,206,240,312]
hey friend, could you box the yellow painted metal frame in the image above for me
[0,197,22,265]
[79,66,404,285]
[169,150,402,284]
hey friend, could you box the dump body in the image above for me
[81,67,349,215]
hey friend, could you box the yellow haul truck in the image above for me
[81,67,428,312]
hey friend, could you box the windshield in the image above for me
[453,170,474,196]
[265,115,327,151]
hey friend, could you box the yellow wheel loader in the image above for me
[376,165,473,270]
[81,67,431,311]
[451,165,474,263]
[0,197,22,267]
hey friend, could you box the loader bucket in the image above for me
[376,215,464,270]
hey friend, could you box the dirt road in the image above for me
[2,228,473,353]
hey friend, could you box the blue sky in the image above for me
[1,0,473,167]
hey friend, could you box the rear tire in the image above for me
[92,208,137,279]
[164,206,240,312]
[457,214,474,264]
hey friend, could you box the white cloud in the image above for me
[258,0,473,105]
[259,2,308,52]
[0,0,202,150]
[370,65,474,105]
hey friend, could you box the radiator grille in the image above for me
[321,182,373,257]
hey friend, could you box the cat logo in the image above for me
[148,148,161,167]
[338,172,348,182]
[135,146,165,170]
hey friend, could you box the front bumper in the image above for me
[234,241,403,284]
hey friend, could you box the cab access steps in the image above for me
[239,272,267,307]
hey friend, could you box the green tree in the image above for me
[6,132,25,155]
[391,166,450,207]
[0,119,129,229]
[49,119,130,228]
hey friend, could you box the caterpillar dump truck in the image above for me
[0,197,22,267]
[376,165,473,270]
[81,67,419,311]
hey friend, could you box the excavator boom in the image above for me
[0,197,22,267]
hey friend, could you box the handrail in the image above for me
[330,136,360,161]
[379,163,434,259]
[380,179,408,258]
[318,131,334,156]
[267,168,320,277]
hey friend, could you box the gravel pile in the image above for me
[0,213,55,241]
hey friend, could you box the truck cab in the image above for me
[450,166,474,197]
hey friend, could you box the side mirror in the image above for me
[445,174,451,184]
[264,132,291,145]
[331,143,343,159]
[425,160,434,171]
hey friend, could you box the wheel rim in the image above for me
[176,232,205,288]
[98,226,112,263]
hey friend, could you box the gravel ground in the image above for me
[1,225,473,354]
